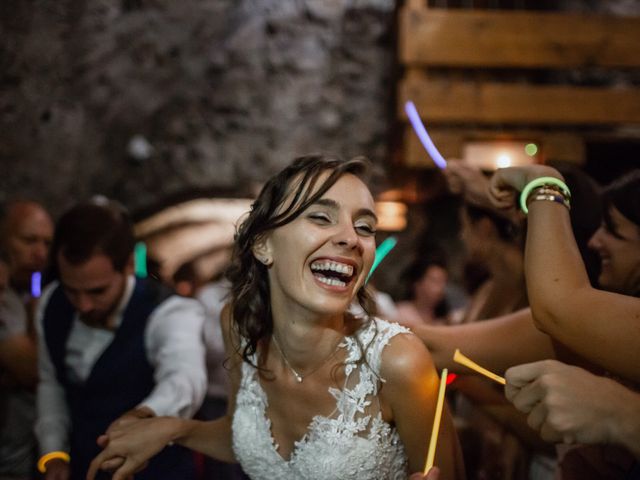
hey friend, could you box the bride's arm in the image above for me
[88,305,242,480]
[381,333,464,479]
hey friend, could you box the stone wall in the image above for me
[1,0,396,215]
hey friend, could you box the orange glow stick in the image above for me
[424,368,448,474]
[453,349,505,385]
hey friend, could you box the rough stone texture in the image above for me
[1,0,396,215]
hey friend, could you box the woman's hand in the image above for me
[488,165,563,210]
[505,360,640,448]
[444,160,490,207]
[87,416,182,480]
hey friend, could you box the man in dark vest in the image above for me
[35,199,207,480]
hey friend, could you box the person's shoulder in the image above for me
[377,319,433,383]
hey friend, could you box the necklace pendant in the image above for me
[294,373,303,383]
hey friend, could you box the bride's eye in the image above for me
[355,223,376,237]
[308,212,331,224]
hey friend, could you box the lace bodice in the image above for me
[232,318,411,480]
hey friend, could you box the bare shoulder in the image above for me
[380,329,435,386]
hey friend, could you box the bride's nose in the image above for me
[332,221,359,249]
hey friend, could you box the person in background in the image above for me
[490,165,640,478]
[395,253,451,329]
[0,200,54,480]
[35,199,207,479]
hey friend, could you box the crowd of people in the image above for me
[0,154,638,480]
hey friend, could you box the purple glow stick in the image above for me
[404,101,447,169]
[31,271,41,298]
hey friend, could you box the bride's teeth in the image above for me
[310,261,354,276]
[316,276,346,287]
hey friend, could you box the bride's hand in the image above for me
[87,416,181,480]
[409,466,440,479]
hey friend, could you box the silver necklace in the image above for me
[272,334,343,383]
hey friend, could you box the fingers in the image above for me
[101,457,126,471]
[87,450,107,480]
[526,401,548,431]
[111,457,140,480]
[505,360,554,389]
[87,448,124,480]
[96,434,109,447]
[426,466,441,480]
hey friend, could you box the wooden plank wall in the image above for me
[397,4,640,167]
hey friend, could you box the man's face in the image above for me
[58,252,130,327]
[4,205,53,289]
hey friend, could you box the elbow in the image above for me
[529,304,557,335]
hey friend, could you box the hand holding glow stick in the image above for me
[453,349,506,385]
[424,368,448,474]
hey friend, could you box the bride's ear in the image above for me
[252,236,273,267]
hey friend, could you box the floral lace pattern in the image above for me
[232,318,411,480]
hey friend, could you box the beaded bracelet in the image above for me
[519,176,571,214]
[37,451,70,473]
[527,189,571,211]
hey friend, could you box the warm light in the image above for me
[496,154,512,168]
[375,201,408,231]
[464,141,538,171]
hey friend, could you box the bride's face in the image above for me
[261,173,377,318]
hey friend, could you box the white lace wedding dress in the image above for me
[232,318,411,480]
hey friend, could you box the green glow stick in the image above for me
[366,236,398,283]
[134,242,148,278]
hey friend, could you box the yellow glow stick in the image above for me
[424,368,448,474]
[453,349,505,385]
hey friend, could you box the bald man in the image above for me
[0,201,53,480]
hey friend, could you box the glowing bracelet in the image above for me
[519,176,570,214]
[37,451,70,473]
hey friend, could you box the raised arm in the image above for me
[413,307,555,375]
[490,166,640,382]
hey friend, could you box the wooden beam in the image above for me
[399,71,640,125]
[399,8,640,69]
[402,127,586,168]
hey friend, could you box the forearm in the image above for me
[525,182,640,381]
[611,388,640,459]
[175,416,236,463]
[417,308,554,374]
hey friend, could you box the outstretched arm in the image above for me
[490,166,640,382]
[88,305,241,480]
[413,307,555,375]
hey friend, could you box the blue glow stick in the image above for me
[404,101,447,169]
[31,272,42,298]
[366,236,398,283]
[134,242,148,278]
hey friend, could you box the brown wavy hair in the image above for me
[226,154,377,367]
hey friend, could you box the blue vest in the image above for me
[43,278,194,480]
